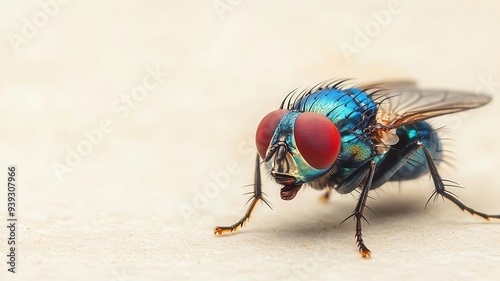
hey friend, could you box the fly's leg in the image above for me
[320,188,332,203]
[419,142,500,220]
[373,141,500,220]
[339,160,377,258]
[214,154,271,235]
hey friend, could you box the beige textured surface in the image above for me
[1,1,500,280]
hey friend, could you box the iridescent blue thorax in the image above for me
[292,88,377,133]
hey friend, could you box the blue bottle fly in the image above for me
[214,79,498,257]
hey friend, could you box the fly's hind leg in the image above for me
[373,140,500,220]
[214,154,272,235]
[419,142,500,220]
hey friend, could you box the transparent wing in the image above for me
[363,82,492,129]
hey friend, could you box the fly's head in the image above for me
[255,110,341,201]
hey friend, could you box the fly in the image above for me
[213,79,498,257]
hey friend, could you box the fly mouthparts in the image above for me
[273,173,298,186]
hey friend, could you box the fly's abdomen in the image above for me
[389,121,442,181]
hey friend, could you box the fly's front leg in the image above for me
[214,154,271,235]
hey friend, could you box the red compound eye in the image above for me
[255,109,288,159]
[294,112,341,169]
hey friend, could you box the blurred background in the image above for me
[1,0,499,280]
